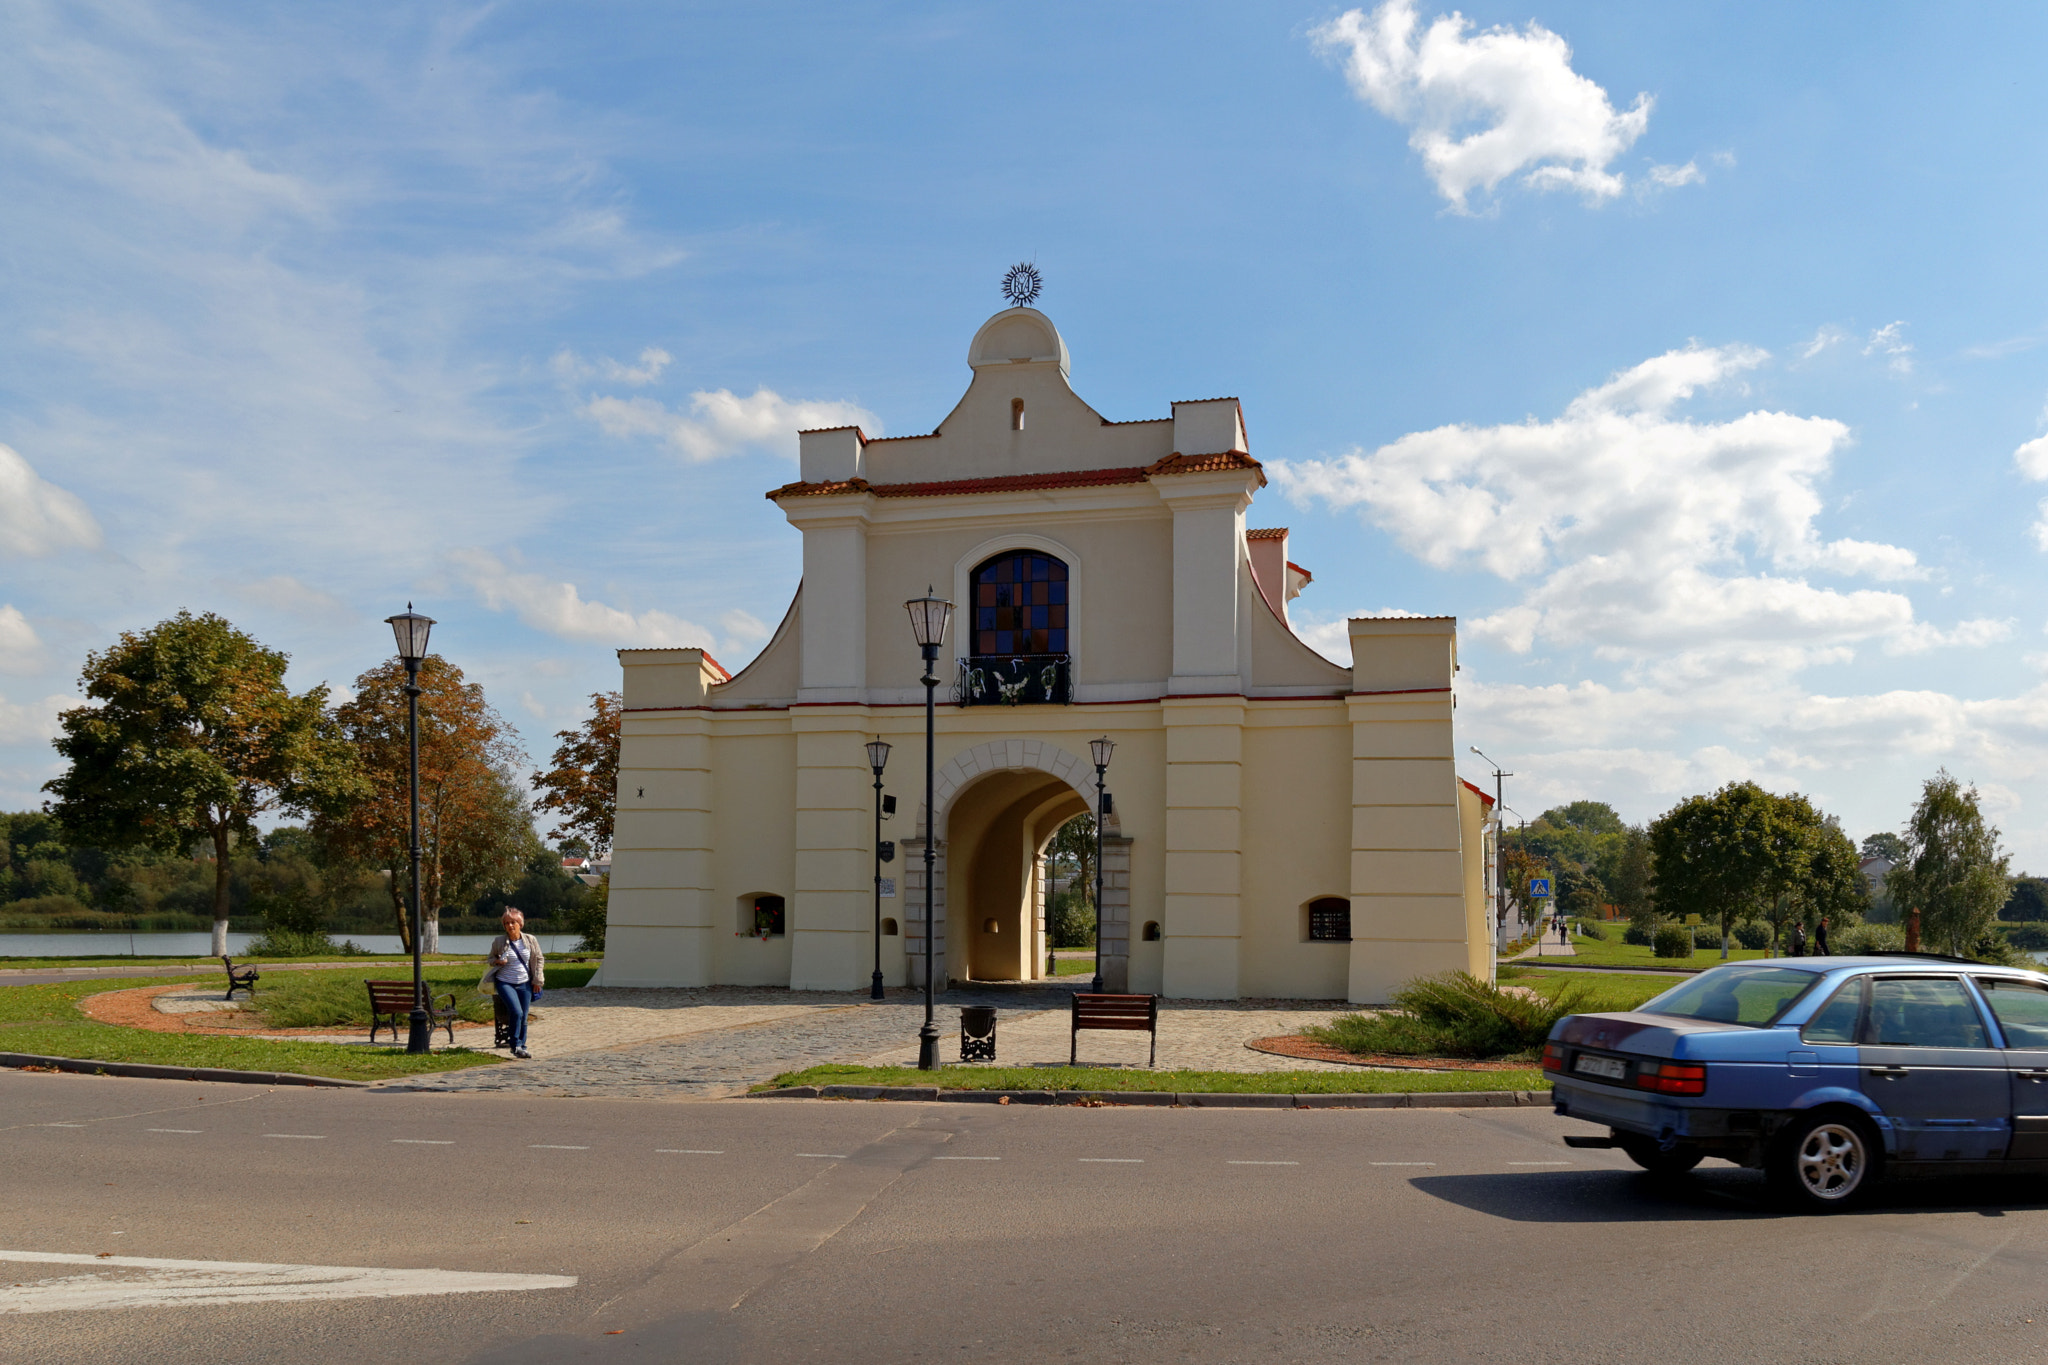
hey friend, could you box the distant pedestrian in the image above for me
[1814,917,1830,955]
[482,907,546,1059]
[1558,915,1569,945]
[1789,922,1807,957]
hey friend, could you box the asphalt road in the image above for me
[5,1071,2048,1363]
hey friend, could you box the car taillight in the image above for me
[1636,1062,1707,1097]
[1541,1043,1566,1073]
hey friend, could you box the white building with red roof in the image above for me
[603,304,1490,1001]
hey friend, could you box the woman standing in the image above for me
[482,907,545,1059]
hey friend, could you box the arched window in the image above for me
[972,550,1068,656]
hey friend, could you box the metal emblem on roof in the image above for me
[1001,262,1041,308]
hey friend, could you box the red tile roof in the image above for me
[766,451,1265,502]
[1246,527,1288,541]
[1286,559,1313,584]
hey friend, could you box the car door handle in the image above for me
[2021,1070,2048,1081]
[1867,1066,1910,1079]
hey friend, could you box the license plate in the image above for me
[1573,1054,1628,1081]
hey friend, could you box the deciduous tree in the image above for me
[531,691,621,857]
[43,612,362,955]
[1888,770,2012,958]
[315,655,533,952]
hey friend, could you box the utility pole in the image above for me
[1470,747,1513,954]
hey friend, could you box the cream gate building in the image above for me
[602,305,1494,1003]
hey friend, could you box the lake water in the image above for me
[0,931,582,959]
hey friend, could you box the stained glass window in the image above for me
[971,551,1068,656]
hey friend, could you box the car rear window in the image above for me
[1977,977,2048,1048]
[1640,965,1822,1027]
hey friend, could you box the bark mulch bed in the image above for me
[78,982,490,1038]
[1246,1034,1541,1073]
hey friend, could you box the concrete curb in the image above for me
[0,1051,369,1088]
[751,1084,1552,1109]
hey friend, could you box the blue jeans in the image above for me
[495,980,531,1049]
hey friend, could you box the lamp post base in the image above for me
[406,1009,432,1055]
[916,1021,940,1070]
[871,970,885,1001]
[1090,974,1103,995]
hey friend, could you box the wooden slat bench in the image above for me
[220,956,259,1001]
[365,980,460,1046]
[1071,992,1158,1067]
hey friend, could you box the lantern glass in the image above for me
[866,739,893,774]
[1089,735,1115,770]
[903,591,954,648]
[385,607,436,663]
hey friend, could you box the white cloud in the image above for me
[551,346,672,386]
[1290,609,1426,663]
[1272,344,1952,664]
[0,444,102,557]
[1799,325,1849,361]
[449,549,770,666]
[0,690,73,745]
[1312,0,1654,211]
[228,574,352,622]
[1645,161,1702,189]
[2015,434,2048,482]
[1864,321,1914,375]
[1885,617,2016,655]
[0,605,45,673]
[582,387,880,462]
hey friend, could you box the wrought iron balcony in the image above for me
[955,654,1073,707]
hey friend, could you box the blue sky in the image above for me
[5,2,2048,862]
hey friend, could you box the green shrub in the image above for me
[1734,921,1771,950]
[1050,889,1096,948]
[1832,921,1903,955]
[564,876,607,952]
[2005,923,2048,951]
[244,928,367,958]
[1652,925,1694,958]
[1967,931,2033,969]
[1304,971,1590,1061]
[1575,919,1606,941]
[1623,922,1653,946]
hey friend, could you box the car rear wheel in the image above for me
[1767,1112,1878,1211]
[1616,1133,1705,1176]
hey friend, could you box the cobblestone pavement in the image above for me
[376,985,1364,1099]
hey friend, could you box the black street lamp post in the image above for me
[866,738,892,1002]
[385,605,436,1055]
[1088,736,1114,995]
[903,588,953,1071]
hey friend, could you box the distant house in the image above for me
[1859,855,1894,898]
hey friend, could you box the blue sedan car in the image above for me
[1545,953,2048,1209]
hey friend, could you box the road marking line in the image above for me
[934,1156,1001,1161]
[0,1249,575,1313]
[43,1123,86,1128]
[1078,1158,1143,1163]
[392,1140,454,1145]
[796,1153,849,1159]
[1370,1162,1435,1167]
[527,1145,588,1150]
[655,1149,724,1155]
[146,1129,201,1134]
[263,1134,326,1140]
[1509,1161,1572,1166]
[1227,1160,1299,1166]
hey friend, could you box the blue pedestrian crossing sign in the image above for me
[1528,878,1552,897]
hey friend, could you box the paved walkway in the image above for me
[375,984,1363,1099]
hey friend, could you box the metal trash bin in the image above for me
[959,1005,997,1062]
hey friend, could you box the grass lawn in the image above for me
[1052,958,1093,977]
[1501,966,1682,1014]
[0,973,504,1081]
[1533,936,1771,970]
[0,953,513,971]
[251,964,599,1029]
[761,1063,1545,1094]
